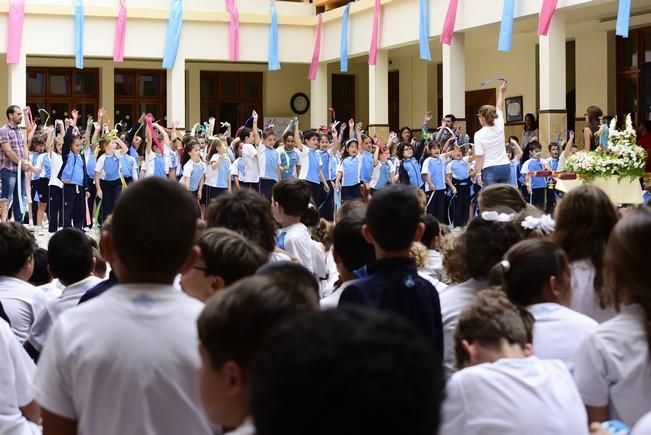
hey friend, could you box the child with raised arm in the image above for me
[520,141,551,210]
[422,139,454,222]
[142,118,170,178]
[446,145,472,228]
[95,136,129,221]
[239,114,260,191]
[182,141,206,218]
[335,139,363,203]
[368,140,394,194]
[295,122,330,207]
[58,109,89,230]
[203,138,231,206]
[48,121,65,233]
[257,123,281,200]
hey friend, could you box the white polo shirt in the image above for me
[0,319,40,435]
[0,276,47,343]
[569,259,617,323]
[240,142,260,183]
[441,357,588,435]
[32,284,213,435]
[278,223,314,273]
[528,302,598,373]
[574,303,651,427]
[473,109,510,168]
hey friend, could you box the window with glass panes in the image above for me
[114,69,167,129]
[200,72,263,130]
[616,28,651,125]
[26,68,99,126]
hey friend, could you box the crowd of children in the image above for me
[1,99,651,435]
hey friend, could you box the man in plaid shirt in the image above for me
[0,105,30,222]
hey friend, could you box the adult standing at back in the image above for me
[474,82,511,187]
[583,106,603,151]
[0,105,32,222]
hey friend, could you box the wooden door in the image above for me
[388,70,400,133]
[332,74,356,123]
[465,89,496,140]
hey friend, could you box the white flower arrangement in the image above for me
[564,114,647,180]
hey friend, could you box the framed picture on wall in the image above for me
[505,96,523,123]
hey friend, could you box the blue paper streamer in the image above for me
[616,0,631,38]
[162,0,183,69]
[419,0,431,61]
[498,0,515,52]
[340,3,351,72]
[268,1,280,71]
[75,0,84,69]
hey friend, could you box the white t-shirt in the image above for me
[203,154,220,187]
[573,303,651,427]
[310,239,328,280]
[473,109,510,168]
[321,280,355,309]
[0,276,47,343]
[32,284,213,435]
[278,223,313,273]
[48,152,63,188]
[439,278,489,380]
[569,259,617,323]
[633,411,651,434]
[29,276,102,352]
[241,142,260,183]
[528,303,598,373]
[39,279,64,301]
[0,319,40,435]
[441,357,588,435]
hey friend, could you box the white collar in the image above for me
[229,417,255,435]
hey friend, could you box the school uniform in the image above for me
[360,149,374,184]
[29,151,45,224]
[143,151,169,178]
[422,156,448,222]
[95,152,123,221]
[508,157,519,188]
[32,284,214,435]
[298,146,325,206]
[320,280,356,309]
[337,155,363,202]
[317,149,335,220]
[441,357,589,435]
[258,145,280,200]
[120,153,138,185]
[520,158,547,210]
[369,160,392,195]
[240,142,260,191]
[230,157,245,187]
[398,157,423,188]
[446,158,471,228]
[0,319,40,435]
[569,259,617,323]
[339,257,444,355]
[48,152,63,233]
[574,304,651,427]
[84,150,97,225]
[545,157,559,213]
[278,147,299,180]
[183,159,205,218]
[0,276,47,344]
[277,223,314,273]
[58,127,88,230]
[203,154,229,205]
[528,303,598,373]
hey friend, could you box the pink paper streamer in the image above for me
[308,14,323,81]
[146,114,164,155]
[538,0,559,36]
[226,0,240,61]
[368,0,380,65]
[6,0,25,64]
[113,0,127,62]
[441,0,459,45]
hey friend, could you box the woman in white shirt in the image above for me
[574,208,651,428]
[553,185,619,323]
[474,81,511,187]
[490,239,597,372]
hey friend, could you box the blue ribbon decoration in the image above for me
[340,3,351,72]
[162,0,183,69]
[419,0,431,61]
[498,0,515,52]
[268,1,280,71]
[616,0,631,38]
[74,0,84,69]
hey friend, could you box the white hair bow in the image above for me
[481,211,515,223]
[521,215,556,235]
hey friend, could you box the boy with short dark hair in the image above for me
[339,184,443,355]
[440,289,588,434]
[0,222,46,343]
[257,261,320,303]
[33,178,213,435]
[181,228,268,302]
[197,275,317,434]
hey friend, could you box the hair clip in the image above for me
[521,215,556,235]
[481,211,515,223]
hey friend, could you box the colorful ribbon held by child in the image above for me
[480,78,508,87]
[145,114,164,154]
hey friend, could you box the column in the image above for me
[187,67,201,126]
[575,31,608,148]
[442,34,465,131]
[167,55,186,129]
[310,63,328,129]
[368,49,389,143]
[7,51,26,121]
[538,11,566,150]
[100,64,115,124]
[412,59,429,129]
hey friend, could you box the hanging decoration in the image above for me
[441,0,459,45]
[268,0,280,70]
[308,13,323,80]
[369,0,380,65]
[6,0,25,65]
[419,0,431,61]
[538,0,558,36]
[75,0,84,69]
[226,0,240,61]
[162,0,183,69]
[340,3,351,72]
[113,0,127,62]
[498,0,515,52]
[616,0,631,38]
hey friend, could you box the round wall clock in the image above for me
[290,92,310,115]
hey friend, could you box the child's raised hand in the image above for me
[348,118,355,128]
[569,131,575,139]
[500,81,509,92]
[424,111,433,122]
[252,110,258,121]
